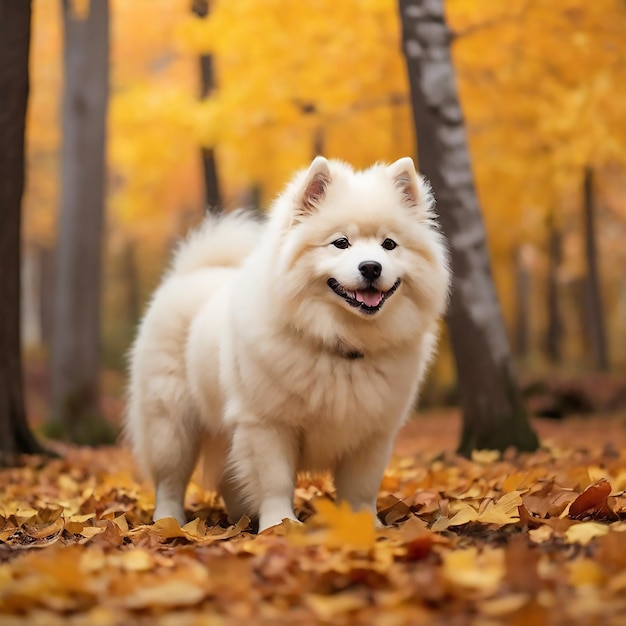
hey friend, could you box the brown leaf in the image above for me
[377,496,411,525]
[568,479,617,521]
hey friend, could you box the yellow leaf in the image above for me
[79,546,106,573]
[121,579,207,609]
[442,548,505,594]
[182,516,207,539]
[115,548,155,572]
[112,513,129,534]
[152,517,188,540]
[567,559,605,587]
[311,499,376,550]
[564,522,610,546]
[472,450,501,464]
[79,526,105,539]
[477,491,523,525]
[529,525,553,544]
[431,502,478,532]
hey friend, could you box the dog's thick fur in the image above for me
[126,157,450,532]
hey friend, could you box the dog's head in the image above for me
[270,156,450,348]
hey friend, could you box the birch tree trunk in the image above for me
[50,0,109,439]
[0,0,46,462]
[398,0,539,453]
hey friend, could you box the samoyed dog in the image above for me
[126,156,450,532]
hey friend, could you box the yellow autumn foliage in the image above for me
[22,0,626,367]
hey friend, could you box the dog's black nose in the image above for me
[358,261,382,281]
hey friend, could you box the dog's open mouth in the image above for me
[327,278,401,314]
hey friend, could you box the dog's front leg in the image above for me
[230,422,299,532]
[334,433,395,527]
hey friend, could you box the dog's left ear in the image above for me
[387,157,422,208]
[300,156,331,215]
[387,157,435,218]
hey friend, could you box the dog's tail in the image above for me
[169,209,263,277]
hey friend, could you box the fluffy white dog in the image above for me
[126,156,450,532]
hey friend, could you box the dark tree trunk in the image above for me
[0,0,46,463]
[192,0,222,213]
[513,246,531,359]
[50,0,109,439]
[398,0,538,454]
[545,214,563,363]
[582,168,608,371]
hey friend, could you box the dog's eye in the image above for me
[332,238,350,249]
[382,238,397,251]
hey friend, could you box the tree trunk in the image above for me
[39,244,56,347]
[22,244,43,350]
[582,167,608,371]
[192,0,222,213]
[545,213,563,363]
[0,0,46,463]
[50,0,109,439]
[513,246,531,359]
[398,0,538,454]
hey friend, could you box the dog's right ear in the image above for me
[299,156,331,215]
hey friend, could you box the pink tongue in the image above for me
[356,290,383,307]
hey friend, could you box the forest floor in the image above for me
[2,409,626,626]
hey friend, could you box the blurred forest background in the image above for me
[19,0,626,439]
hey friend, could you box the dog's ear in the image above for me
[387,157,421,207]
[387,157,434,217]
[300,156,331,215]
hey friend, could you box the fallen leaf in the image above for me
[567,559,605,587]
[564,522,610,545]
[442,548,505,595]
[308,499,376,550]
[568,479,617,521]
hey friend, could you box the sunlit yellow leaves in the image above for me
[173,0,414,202]
[431,490,523,531]
[442,547,505,595]
[288,499,377,551]
[565,522,610,546]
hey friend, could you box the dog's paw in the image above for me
[153,504,187,527]
[258,513,300,534]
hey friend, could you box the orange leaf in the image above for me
[569,479,617,521]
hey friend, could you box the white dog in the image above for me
[126,157,450,532]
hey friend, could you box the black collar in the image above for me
[344,349,364,360]
[335,338,364,360]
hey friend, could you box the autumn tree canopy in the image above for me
[22,0,626,396]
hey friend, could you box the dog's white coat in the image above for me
[125,157,450,532]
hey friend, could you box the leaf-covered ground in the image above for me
[2,410,626,626]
